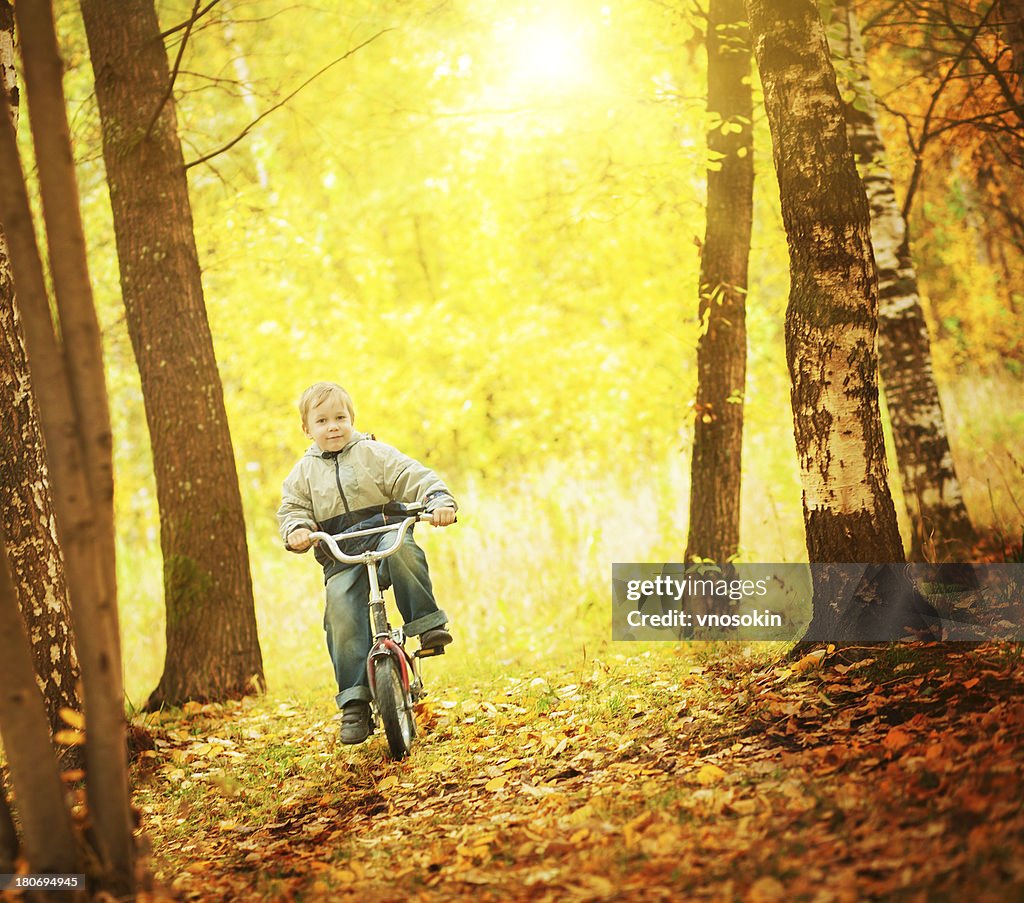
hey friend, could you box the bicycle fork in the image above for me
[364,560,421,701]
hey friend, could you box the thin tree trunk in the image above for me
[0,7,133,892]
[999,0,1024,85]
[831,3,977,560]
[0,0,83,761]
[0,528,81,881]
[16,1,117,608]
[685,0,753,580]
[80,0,264,709]
[0,782,17,876]
[746,0,930,642]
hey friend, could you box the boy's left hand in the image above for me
[430,506,456,527]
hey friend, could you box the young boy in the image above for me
[277,382,457,744]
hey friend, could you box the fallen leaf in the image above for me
[793,650,827,673]
[883,728,912,752]
[747,875,786,902]
[696,763,727,784]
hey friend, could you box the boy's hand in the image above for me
[430,506,456,527]
[287,528,315,551]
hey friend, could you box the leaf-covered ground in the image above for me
[130,643,1024,902]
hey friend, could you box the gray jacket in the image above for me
[277,432,456,577]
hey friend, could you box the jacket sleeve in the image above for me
[376,445,457,512]
[277,461,318,548]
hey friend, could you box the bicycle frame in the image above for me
[309,512,433,752]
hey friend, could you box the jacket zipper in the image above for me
[333,456,352,517]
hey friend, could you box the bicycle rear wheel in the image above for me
[373,656,415,759]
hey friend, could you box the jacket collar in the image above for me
[305,432,366,460]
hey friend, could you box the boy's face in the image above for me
[303,396,354,453]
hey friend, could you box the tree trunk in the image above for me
[745,0,928,641]
[0,781,18,876]
[0,530,82,882]
[831,3,977,560]
[0,4,134,891]
[685,0,754,581]
[18,1,116,610]
[0,0,82,756]
[79,0,265,708]
[999,0,1024,85]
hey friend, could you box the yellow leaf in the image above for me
[484,775,507,792]
[378,775,399,790]
[747,875,786,902]
[696,763,726,784]
[793,650,827,672]
[59,707,85,729]
[54,729,86,746]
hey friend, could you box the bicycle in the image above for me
[309,505,447,759]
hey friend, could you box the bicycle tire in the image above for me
[373,655,415,759]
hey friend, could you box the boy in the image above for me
[277,382,457,744]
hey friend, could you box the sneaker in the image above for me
[340,701,370,744]
[419,627,453,651]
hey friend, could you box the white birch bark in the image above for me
[831,5,978,559]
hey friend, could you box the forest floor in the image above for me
[128,642,1024,902]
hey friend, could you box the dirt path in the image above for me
[131,644,1024,901]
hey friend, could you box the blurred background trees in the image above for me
[1,0,1020,717]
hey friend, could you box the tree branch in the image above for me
[143,0,202,143]
[899,0,998,220]
[185,28,392,170]
[160,0,225,39]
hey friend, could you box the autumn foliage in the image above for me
[127,644,1024,901]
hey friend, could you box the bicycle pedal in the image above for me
[415,646,446,658]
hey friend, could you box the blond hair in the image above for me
[298,382,355,429]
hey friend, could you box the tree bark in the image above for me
[746,0,926,641]
[17,1,116,609]
[0,526,82,882]
[998,0,1024,87]
[0,0,83,754]
[79,0,265,708]
[0,780,18,877]
[0,5,133,891]
[831,3,977,560]
[685,0,754,579]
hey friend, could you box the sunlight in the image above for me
[495,11,599,98]
[509,19,588,87]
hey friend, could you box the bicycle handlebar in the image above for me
[309,513,434,565]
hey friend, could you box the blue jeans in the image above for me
[324,530,448,709]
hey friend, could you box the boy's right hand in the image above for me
[287,528,315,552]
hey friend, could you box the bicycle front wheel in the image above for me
[373,655,415,759]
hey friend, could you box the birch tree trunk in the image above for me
[685,0,754,576]
[745,0,935,641]
[0,2,134,891]
[831,3,977,560]
[79,0,265,708]
[0,0,82,752]
[0,529,82,885]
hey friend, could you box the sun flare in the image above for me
[508,20,589,87]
